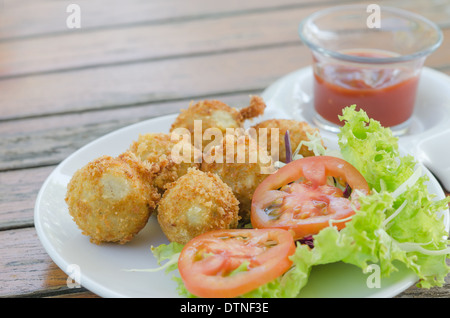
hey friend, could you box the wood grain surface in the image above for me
[1,0,449,298]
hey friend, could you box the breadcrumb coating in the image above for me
[169,96,266,150]
[157,167,240,244]
[201,132,274,223]
[238,95,266,122]
[128,132,200,192]
[65,151,160,244]
[251,119,323,163]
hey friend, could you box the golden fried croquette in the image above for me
[251,119,323,163]
[201,132,275,223]
[129,133,200,192]
[169,95,266,150]
[65,151,160,245]
[157,167,240,244]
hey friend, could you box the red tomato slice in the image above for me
[177,228,296,298]
[251,156,369,240]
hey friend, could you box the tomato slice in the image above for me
[177,228,296,298]
[251,156,369,240]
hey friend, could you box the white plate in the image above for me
[34,111,449,298]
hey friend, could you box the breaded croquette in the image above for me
[169,95,266,150]
[65,151,160,245]
[201,132,275,223]
[129,133,200,192]
[157,167,240,245]
[251,119,323,163]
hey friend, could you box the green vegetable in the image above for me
[335,105,450,288]
[150,105,450,297]
[337,105,416,193]
[151,242,184,274]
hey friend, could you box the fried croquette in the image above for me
[129,133,200,192]
[169,95,266,150]
[251,119,323,163]
[201,132,275,223]
[65,151,160,245]
[157,167,240,245]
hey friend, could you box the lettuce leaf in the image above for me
[336,105,450,287]
[151,242,184,274]
[338,105,416,192]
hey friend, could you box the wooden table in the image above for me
[1,0,449,298]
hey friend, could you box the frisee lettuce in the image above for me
[335,105,450,288]
[149,105,450,297]
[338,105,417,193]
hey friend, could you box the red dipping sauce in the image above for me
[313,50,420,128]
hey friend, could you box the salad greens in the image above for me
[151,105,450,297]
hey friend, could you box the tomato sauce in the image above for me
[313,51,420,127]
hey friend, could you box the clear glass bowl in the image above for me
[299,4,443,135]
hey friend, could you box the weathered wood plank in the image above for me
[0,44,306,121]
[1,0,449,79]
[0,0,351,41]
[0,227,70,297]
[0,166,53,230]
[45,290,101,298]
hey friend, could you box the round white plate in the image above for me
[34,111,449,298]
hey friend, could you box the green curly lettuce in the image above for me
[335,105,450,287]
